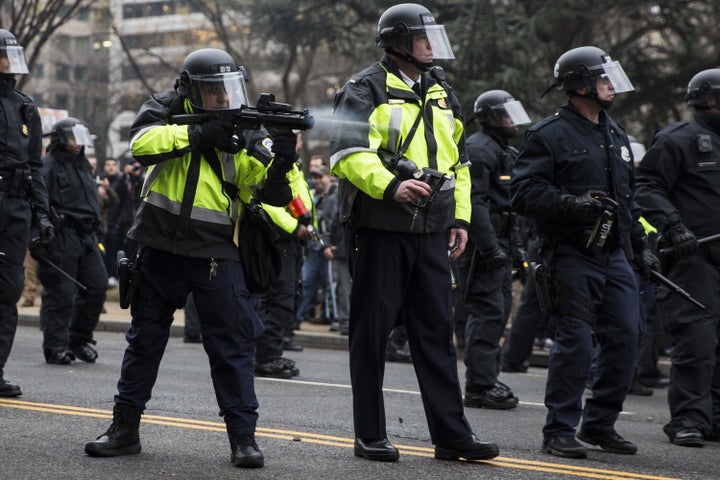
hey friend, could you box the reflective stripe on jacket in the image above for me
[127,92,274,259]
[329,55,471,233]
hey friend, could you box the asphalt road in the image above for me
[0,325,715,480]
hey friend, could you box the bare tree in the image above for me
[0,0,94,88]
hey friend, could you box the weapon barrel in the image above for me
[169,109,315,131]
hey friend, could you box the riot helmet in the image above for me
[375,3,454,71]
[473,90,531,129]
[547,46,634,101]
[49,117,94,154]
[0,30,28,75]
[176,48,249,111]
[686,68,720,109]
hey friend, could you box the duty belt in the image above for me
[0,170,32,198]
[64,217,98,236]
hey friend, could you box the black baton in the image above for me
[659,232,720,256]
[650,270,705,310]
[41,257,88,291]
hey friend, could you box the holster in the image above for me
[530,261,554,313]
[117,250,139,309]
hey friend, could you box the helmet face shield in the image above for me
[188,71,249,111]
[498,100,531,126]
[0,45,28,74]
[408,24,454,60]
[69,124,94,147]
[591,60,634,93]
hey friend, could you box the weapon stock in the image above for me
[650,270,705,310]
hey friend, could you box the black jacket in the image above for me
[511,103,644,250]
[41,150,101,228]
[0,76,49,217]
[635,115,720,238]
[466,129,515,252]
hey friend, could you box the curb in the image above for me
[18,313,669,376]
[18,313,350,351]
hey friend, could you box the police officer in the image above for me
[458,89,531,409]
[511,46,658,458]
[635,68,720,447]
[84,48,295,468]
[0,30,53,397]
[255,155,313,379]
[34,118,107,364]
[330,3,499,463]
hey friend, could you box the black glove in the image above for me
[635,247,660,280]
[480,246,509,271]
[29,241,46,262]
[192,119,237,153]
[664,222,698,259]
[559,191,605,223]
[269,128,298,171]
[36,214,55,244]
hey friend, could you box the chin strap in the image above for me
[387,49,432,72]
[568,77,614,111]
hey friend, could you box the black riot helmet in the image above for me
[175,48,249,111]
[545,46,634,98]
[49,117,94,154]
[686,68,720,109]
[473,90,531,128]
[375,3,454,71]
[0,29,28,75]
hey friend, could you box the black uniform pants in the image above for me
[543,245,639,437]
[348,228,472,444]
[636,277,664,386]
[0,194,31,368]
[115,248,264,435]
[659,255,720,438]
[502,237,552,369]
[256,238,302,363]
[460,239,513,391]
[38,228,107,357]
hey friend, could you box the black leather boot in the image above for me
[85,403,142,457]
[0,369,22,397]
[69,340,98,363]
[229,433,264,468]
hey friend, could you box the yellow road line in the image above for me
[0,399,681,480]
